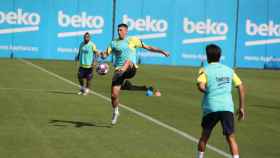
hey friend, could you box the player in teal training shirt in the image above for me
[102,23,169,125]
[76,32,99,95]
[196,44,245,158]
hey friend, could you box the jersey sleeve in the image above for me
[91,43,97,53]
[197,68,207,84]
[130,37,144,48]
[232,72,242,87]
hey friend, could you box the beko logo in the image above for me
[182,18,228,44]
[246,19,280,36]
[0,8,40,34]
[58,11,104,28]
[245,19,280,46]
[122,14,168,39]
[57,11,104,38]
[183,18,228,35]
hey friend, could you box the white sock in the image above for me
[113,106,119,114]
[197,151,204,158]
[80,86,85,91]
[233,155,239,158]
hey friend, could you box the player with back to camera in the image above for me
[196,44,245,158]
[102,23,170,125]
[75,32,100,95]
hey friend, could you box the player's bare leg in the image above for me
[111,85,121,124]
[83,79,91,95]
[78,77,85,95]
[197,130,210,158]
[226,134,240,158]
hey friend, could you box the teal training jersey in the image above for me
[78,41,97,68]
[201,63,235,116]
[107,37,143,69]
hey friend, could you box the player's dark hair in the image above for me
[118,23,128,29]
[206,44,221,63]
[84,32,90,37]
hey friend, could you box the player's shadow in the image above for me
[49,119,112,128]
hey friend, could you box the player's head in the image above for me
[206,44,221,63]
[84,32,90,43]
[117,23,128,39]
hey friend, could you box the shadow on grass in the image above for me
[49,119,112,128]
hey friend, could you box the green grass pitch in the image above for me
[0,58,279,158]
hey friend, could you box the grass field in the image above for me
[0,58,279,158]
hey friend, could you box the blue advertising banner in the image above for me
[12,0,48,59]
[236,0,268,68]
[115,0,174,65]
[265,0,280,69]
[48,0,113,60]
[236,0,280,68]
[0,0,113,60]
[173,0,237,67]
[0,0,279,69]
[0,0,43,58]
[0,1,12,58]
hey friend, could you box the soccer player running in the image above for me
[102,23,169,125]
[196,44,245,158]
[75,32,100,95]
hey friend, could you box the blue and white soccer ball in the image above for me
[96,63,109,75]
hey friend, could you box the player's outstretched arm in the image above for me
[236,84,245,121]
[75,55,79,61]
[91,50,101,67]
[100,49,110,59]
[75,50,80,61]
[142,45,170,57]
[76,43,83,61]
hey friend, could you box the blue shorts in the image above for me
[201,111,234,136]
[78,67,93,80]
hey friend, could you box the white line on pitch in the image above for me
[19,59,231,158]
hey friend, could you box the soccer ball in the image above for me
[96,63,109,75]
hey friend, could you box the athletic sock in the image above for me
[80,86,85,92]
[233,155,239,158]
[113,106,119,114]
[197,151,204,158]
